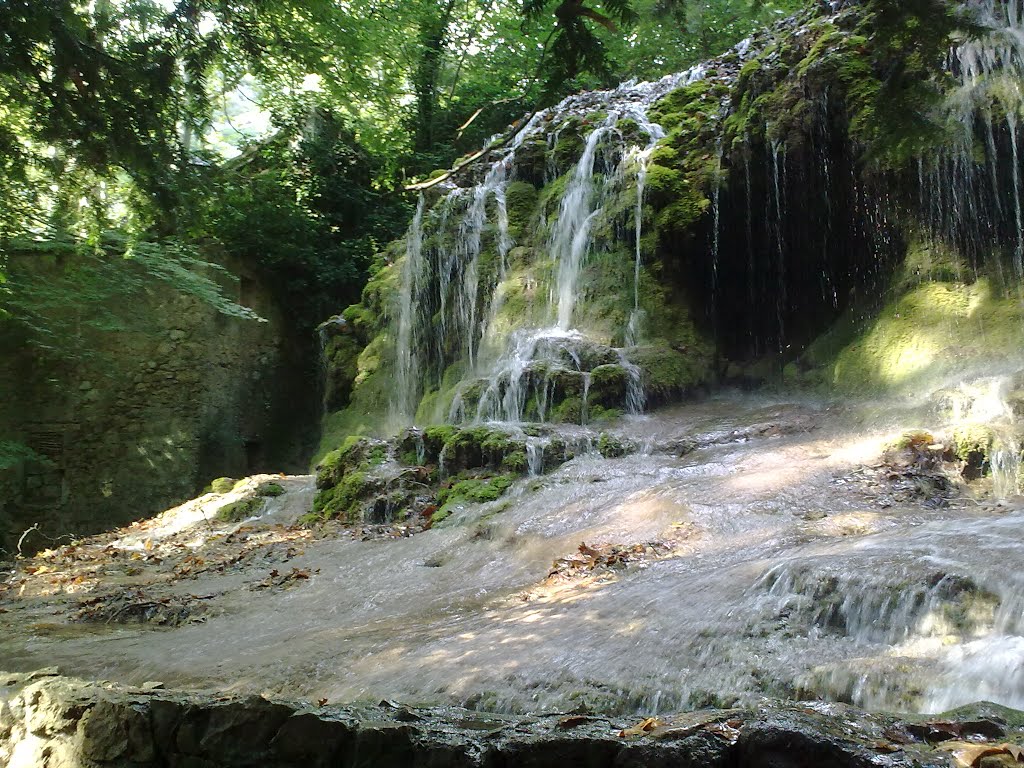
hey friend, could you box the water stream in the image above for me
[4,391,1022,715]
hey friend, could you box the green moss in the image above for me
[208,477,236,494]
[425,425,458,450]
[721,3,964,165]
[552,120,585,169]
[256,482,285,497]
[313,333,396,465]
[589,364,628,408]
[429,508,452,526]
[316,436,383,489]
[433,474,516,522]
[951,425,994,467]
[551,396,583,423]
[538,171,572,211]
[502,450,528,473]
[216,497,265,523]
[324,333,363,410]
[587,405,623,422]
[311,470,379,523]
[826,276,1024,393]
[628,344,710,402]
[597,432,630,458]
[505,182,538,237]
[438,474,515,506]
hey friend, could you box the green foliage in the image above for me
[196,109,410,327]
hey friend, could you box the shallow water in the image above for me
[3,391,1021,716]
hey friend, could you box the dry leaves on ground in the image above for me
[936,741,1024,767]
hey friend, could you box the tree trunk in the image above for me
[413,0,458,154]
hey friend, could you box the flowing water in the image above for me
[3,389,1023,715]
[8,0,1024,724]
[392,68,706,429]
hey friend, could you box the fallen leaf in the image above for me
[704,721,741,744]
[872,742,901,754]
[936,741,1024,767]
[618,717,665,738]
[317,698,328,707]
[143,538,153,551]
[557,715,590,729]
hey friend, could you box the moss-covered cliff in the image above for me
[318,0,1024,504]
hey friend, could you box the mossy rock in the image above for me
[952,425,995,475]
[440,426,526,473]
[597,432,632,459]
[549,369,586,401]
[256,482,285,497]
[824,275,1024,393]
[628,345,709,404]
[541,437,577,467]
[316,436,388,490]
[505,181,538,238]
[589,364,629,408]
[551,396,584,424]
[311,470,383,523]
[552,120,586,170]
[208,477,236,494]
[324,333,364,411]
[216,497,265,523]
[437,474,515,507]
[513,138,548,186]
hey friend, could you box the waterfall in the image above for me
[626,111,666,347]
[710,138,724,341]
[1009,113,1024,277]
[552,120,616,331]
[919,0,1024,282]
[392,195,427,427]
[380,71,695,428]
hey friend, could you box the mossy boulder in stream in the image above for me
[310,425,588,527]
[628,344,710,404]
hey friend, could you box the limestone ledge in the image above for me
[3,669,1018,767]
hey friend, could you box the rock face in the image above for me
[5,670,1013,768]
[319,0,1024,467]
[0,252,318,554]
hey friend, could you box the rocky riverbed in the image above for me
[2,392,1022,719]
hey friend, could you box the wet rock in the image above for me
[0,673,979,768]
[588,364,629,408]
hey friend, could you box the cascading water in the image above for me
[388,69,705,429]
[552,119,616,331]
[9,4,1024,735]
[626,112,666,346]
[392,195,426,427]
[280,0,1024,720]
[921,0,1024,285]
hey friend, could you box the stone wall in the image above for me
[0,670,989,768]
[0,253,318,554]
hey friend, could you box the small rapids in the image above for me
[3,392,1023,716]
